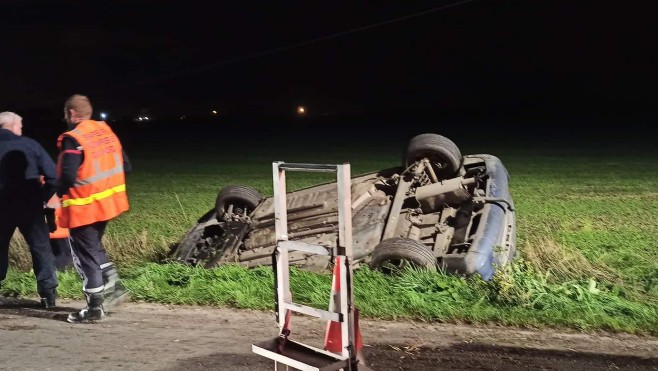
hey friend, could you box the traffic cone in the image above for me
[324,257,365,365]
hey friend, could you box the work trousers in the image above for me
[0,194,58,293]
[70,221,110,293]
[50,237,74,271]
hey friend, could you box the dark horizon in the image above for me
[21,110,658,162]
[2,0,656,125]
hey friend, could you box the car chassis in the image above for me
[170,133,516,280]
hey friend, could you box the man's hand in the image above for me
[46,195,62,209]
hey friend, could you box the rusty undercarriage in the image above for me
[169,133,516,280]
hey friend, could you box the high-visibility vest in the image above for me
[56,120,129,228]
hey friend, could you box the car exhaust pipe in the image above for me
[414,177,476,206]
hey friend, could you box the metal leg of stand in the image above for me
[252,162,357,371]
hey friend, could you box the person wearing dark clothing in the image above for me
[46,214,74,272]
[55,94,131,323]
[50,238,73,271]
[0,111,58,307]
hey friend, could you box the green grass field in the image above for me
[4,136,658,334]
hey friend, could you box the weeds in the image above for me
[4,143,658,334]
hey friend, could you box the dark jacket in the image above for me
[0,129,57,203]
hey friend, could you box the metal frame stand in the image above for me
[252,161,360,371]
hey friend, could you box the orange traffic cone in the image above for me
[324,257,365,366]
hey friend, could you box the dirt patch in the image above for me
[365,343,658,370]
[1,297,657,370]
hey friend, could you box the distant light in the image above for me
[138,117,143,121]
[212,110,218,115]
[180,115,186,120]
[100,112,107,119]
[144,116,149,120]
[297,106,305,114]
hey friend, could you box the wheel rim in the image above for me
[411,152,452,177]
[220,202,252,221]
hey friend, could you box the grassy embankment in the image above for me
[4,138,658,335]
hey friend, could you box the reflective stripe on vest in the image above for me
[74,154,124,186]
[62,183,126,207]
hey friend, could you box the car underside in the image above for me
[170,133,516,280]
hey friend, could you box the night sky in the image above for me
[1,0,655,124]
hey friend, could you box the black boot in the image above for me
[102,263,130,310]
[67,292,106,323]
[39,287,57,309]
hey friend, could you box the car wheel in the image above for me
[215,185,264,221]
[404,133,462,179]
[170,208,217,263]
[369,237,437,274]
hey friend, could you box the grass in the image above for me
[3,135,658,334]
[2,263,656,335]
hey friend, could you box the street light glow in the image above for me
[297,106,305,114]
[100,112,107,119]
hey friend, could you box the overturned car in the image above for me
[169,133,516,280]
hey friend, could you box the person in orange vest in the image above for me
[44,194,73,271]
[54,94,132,323]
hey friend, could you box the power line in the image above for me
[92,0,478,95]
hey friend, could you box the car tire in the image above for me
[170,208,217,263]
[215,185,264,220]
[369,237,437,274]
[404,133,462,179]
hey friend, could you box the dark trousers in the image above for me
[70,221,110,293]
[50,237,74,271]
[0,197,58,294]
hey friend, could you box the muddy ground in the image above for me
[1,297,657,370]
